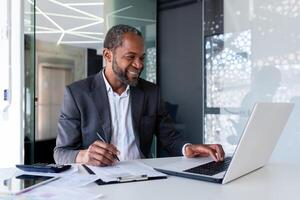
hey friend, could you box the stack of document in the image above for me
[86,160,167,184]
[0,165,103,199]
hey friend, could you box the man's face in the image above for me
[111,32,145,86]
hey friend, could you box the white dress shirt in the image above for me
[102,71,141,161]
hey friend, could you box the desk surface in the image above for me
[82,157,300,200]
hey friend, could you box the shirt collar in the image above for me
[101,69,130,95]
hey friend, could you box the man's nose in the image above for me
[132,58,144,70]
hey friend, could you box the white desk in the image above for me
[83,157,300,200]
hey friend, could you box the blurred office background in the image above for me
[0,0,300,166]
[24,0,157,164]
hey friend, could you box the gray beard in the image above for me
[112,57,139,87]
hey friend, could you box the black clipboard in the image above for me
[82,164,167,185]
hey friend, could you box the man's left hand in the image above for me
[184,144,225,162]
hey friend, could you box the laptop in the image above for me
[155,102,294,184]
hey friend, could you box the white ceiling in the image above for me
[24,0,156,51]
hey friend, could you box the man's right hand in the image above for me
[75,141,119,166]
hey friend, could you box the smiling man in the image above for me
[54,24,225,166]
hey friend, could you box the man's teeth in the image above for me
[128,71,139,76]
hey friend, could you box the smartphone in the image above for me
[0,174,58,195]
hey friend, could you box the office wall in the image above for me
[158,1,204,143]
[0,0,23,167]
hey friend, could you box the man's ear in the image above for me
[103,48,112,63]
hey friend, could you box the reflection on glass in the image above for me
[24,0,35,164]
[204,0,300,155]
[205,30,251,108]
[23,0,157,163]
[145,47,157,83]
[204,29,252,152]
[104,0,156,83]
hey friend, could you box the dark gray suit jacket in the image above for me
[54,71,187,164]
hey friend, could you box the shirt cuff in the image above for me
[182,143,192,156]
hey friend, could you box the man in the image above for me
[54,24,224,166]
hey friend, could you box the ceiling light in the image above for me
[67,32,102,41]
[67,21,102,32]
[64,3,104,6]
[57,32,65,45]
[71,32,103,35]
[112,15,156,23]
[34,31,61,34]
[48,0,104,22]
[27,11,98,21]
[26,0,106,47]
[35,6,64,32]
[106,5,133,30]
[35,25,58,31]
[60,41,103,44]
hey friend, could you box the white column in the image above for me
[0,0,24,167]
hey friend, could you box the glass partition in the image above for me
[104,0,157,156]
[104,0,157,83]
[24,0,35,164]
[24,0,157,163]
[204,0,300,160]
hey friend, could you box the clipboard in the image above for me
[82,164,167,185]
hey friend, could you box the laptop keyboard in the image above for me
[183,157,232,176]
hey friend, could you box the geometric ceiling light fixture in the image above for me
[48,0,104,21]
[25,0,105,49]
[105,5,133,30]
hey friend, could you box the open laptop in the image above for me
[155,102,294,184]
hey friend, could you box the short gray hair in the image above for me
[103,24,142,50]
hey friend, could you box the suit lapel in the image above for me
[89,72,145,145]
[130,84,144,148]
[89,71,112,142]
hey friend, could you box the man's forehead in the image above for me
[117,49,145,57]
[125,51,146,57]
[121,33,144,46]
[115,34,145,55]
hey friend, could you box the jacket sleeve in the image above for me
[53,86,82,164]
[156,91,189,156]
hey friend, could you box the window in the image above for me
[204,0,300,160]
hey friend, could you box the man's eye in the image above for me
[126,55,135,60]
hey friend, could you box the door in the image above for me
[37,65,73,141]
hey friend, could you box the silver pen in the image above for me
[96,132,120,161]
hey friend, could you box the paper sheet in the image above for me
[48,174,100,188]
[18,185,103,200]
[87,160,166,182]
[0,165,103,200]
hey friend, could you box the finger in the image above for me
[90,147,116,164]
[94,140,119,153]
[219,145,225,160]
[211,145,222,161]
[83,151,103,166]
[94,141,120,155]
[88,157,110,167]
[91,152,115,166]
[185,145,206,157]
[87,159,105,166]
[88,144,116,163]
[205,148,218,162]
[187,145,215,158]
[215,144,225,160]
[184,145,196,157]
